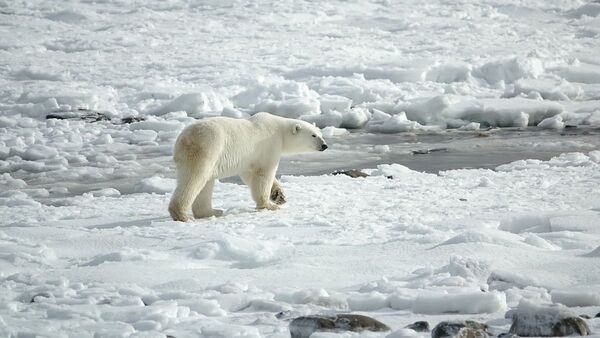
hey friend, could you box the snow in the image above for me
[2,0,600,336]
[1,151,600,336]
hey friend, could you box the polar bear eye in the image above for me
[312,134,316,137]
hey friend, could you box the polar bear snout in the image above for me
[320,144,328,151]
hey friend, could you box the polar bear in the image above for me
[168,112,328,222]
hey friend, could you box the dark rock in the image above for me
[596,312,600,318]
[332,170,369,178]
[412,148,448,155]
[407,321,430,332]
[551,317,590,336]
[121,116,146,124]
[431,321,490,338]
[275,310,292,319]
[46,109,111,123]
[497,333,517,338]
[508,301,590,336]
[290,314,390,338]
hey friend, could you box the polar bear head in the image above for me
[284,120,328,154]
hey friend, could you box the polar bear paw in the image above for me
[258,202,280,211]
[193,208,224,219]
[270,187,286,205]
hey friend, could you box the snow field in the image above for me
[2,152,600,336]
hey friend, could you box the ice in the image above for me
[347,292,389,311]
[21,144,59,161]
[570,2,600,18]
[553,63,600,85]
[129,119,185,133]
[473,57,544,86]
[367,112,424,133]
[551,288,600,307]
[150,91,232,117]
[322,126,350,138]
[411,291,506,315]
[2,0,600,336]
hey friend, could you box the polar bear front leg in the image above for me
[192,179,223,218]
[242,168,280,211]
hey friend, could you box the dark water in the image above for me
[277,126,600,175]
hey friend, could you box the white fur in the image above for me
[168,112,327,222]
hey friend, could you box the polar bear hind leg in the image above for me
[168,143,217,222]
[241,168,280,211]
[192,179,223,218]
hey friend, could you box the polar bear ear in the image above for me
[293,124,301,135]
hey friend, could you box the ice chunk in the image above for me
[474,57,544,85]
[321,126,349,137]
[152,91,232,116]
[551,288,600,307]
[21,144,59,161]
[412,291,506,314]
[537,115,564,129]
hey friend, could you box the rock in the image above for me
[412,147,448,155]
[508,299,590,336]
[407,321,430,332]
[332,170,369,178]
[596,312,600,318]
[551,317,590,336]
[580,314,591,319]
[497,333,517,338]
[46,109,111,122]
[289,314,390,338]
[431,321,490,338]
[121,116,146,124]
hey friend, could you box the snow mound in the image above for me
[367,111,424,133]
[134,176,175,194]
[370,163,421,178]
[193,235,291,268]
[436,229,528,248]
[233,79,320,118]
[497,151,600,171]
[151,91,232,116]
[473,57,544,85]
[81,248,168,267]
[537,115,565,129]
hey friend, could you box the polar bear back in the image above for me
[173,114,287,179]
